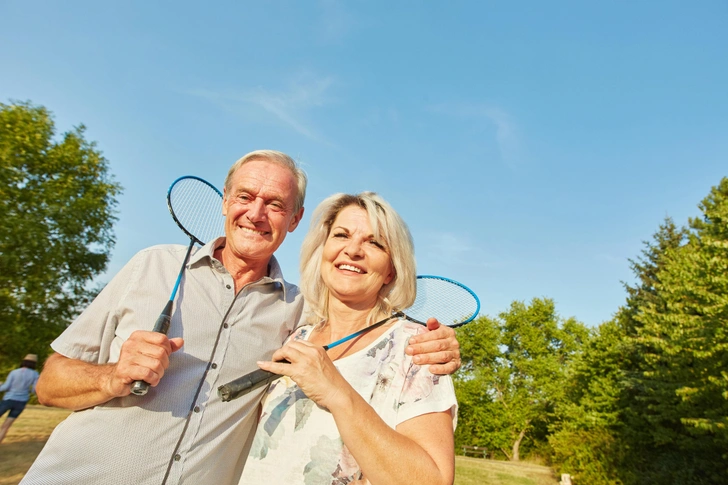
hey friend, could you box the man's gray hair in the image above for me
[224,150,308,213]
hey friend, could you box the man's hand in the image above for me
[37,331,184,410]
[405,318,461,375]
[107,330,185,397]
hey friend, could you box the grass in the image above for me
[455,456,559,485]
[0,405,72,485]
[2,406,559,485]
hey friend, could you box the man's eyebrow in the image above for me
[232,185,252,195]
[233,188,289,206]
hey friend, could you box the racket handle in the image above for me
[130,301,174,396]
[218,368,281,402]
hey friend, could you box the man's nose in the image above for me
[246,198,267,222]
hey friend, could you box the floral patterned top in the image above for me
[238,318,458,485]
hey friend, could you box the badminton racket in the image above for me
[217,275,480,402]
[130,176,224,396]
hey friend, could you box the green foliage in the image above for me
[548,319,626,484]
[550,180,728,484]
[626,178,728,482]
[0,101,121,372]
[454,299,588,462]
[549,427,623,485]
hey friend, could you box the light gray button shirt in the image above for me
[22,238,305,485]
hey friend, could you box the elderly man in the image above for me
[22,150,460,485]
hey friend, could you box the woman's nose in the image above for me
[344,239,364,257]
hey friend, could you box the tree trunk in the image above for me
[511,426,528,462]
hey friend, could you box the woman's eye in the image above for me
[369,240,385,250]
[332,232,348,239]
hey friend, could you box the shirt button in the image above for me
[226,284,231,289]
[174,454,181,461]
[211,363,217,369]
[223,323,229,329]
[194,406,200,413]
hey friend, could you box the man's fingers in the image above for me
[406,338,453,357]
[407,322,456,346]
[412,350,455,366]
[127,364,163,387]
[429,359,462,376]
[426,317,441,330]
[169,338,185,353]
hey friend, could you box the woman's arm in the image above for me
[259,341,455,485]
[330,385,454,485]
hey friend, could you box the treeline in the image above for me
[455,177,728,485]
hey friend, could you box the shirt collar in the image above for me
[189,237,290,299]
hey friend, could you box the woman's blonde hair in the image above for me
[299,192,416,325]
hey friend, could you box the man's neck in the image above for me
[215,245,271,293]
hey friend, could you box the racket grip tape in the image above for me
[218,368,281,402]
[130,301,174,396]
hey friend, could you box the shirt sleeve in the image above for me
[31,370,39,394]
[51,250,146,364]
[0,371,13,392]
[395,326,458,429]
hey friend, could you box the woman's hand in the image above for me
[257,341,350,409]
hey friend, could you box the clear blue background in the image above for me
[2,1,726,326]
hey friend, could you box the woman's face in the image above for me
[320,205,395,310]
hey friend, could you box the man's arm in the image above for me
[405,318,461,375]
[37,331,184,411]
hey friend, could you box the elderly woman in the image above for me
[239,192,456,485]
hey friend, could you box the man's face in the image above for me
[222,159,304,264]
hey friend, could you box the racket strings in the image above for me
[405,277,479,326]
[169,178,225,245]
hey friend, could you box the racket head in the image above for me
[402,275,480,327]
[167,176,225,245]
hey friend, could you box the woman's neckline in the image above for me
[305,318,404,362]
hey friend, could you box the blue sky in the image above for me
[2,1,726,326]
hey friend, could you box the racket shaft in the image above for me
[218,368,278,402]
[130,301,173,396]
[152,300,173,334]
[130,240,195,397]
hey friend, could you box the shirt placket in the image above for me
[164,264,239,485]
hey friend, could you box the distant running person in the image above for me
[0,354,40,443]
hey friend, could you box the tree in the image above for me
[548,219,697,484]
[628,178,728,483]
[454,298,588,462]
[549,319,627,485]
[551,183,728,484]
[0,101,122,372]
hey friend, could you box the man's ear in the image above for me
[288,207,305,232]
[222,188,228,216]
